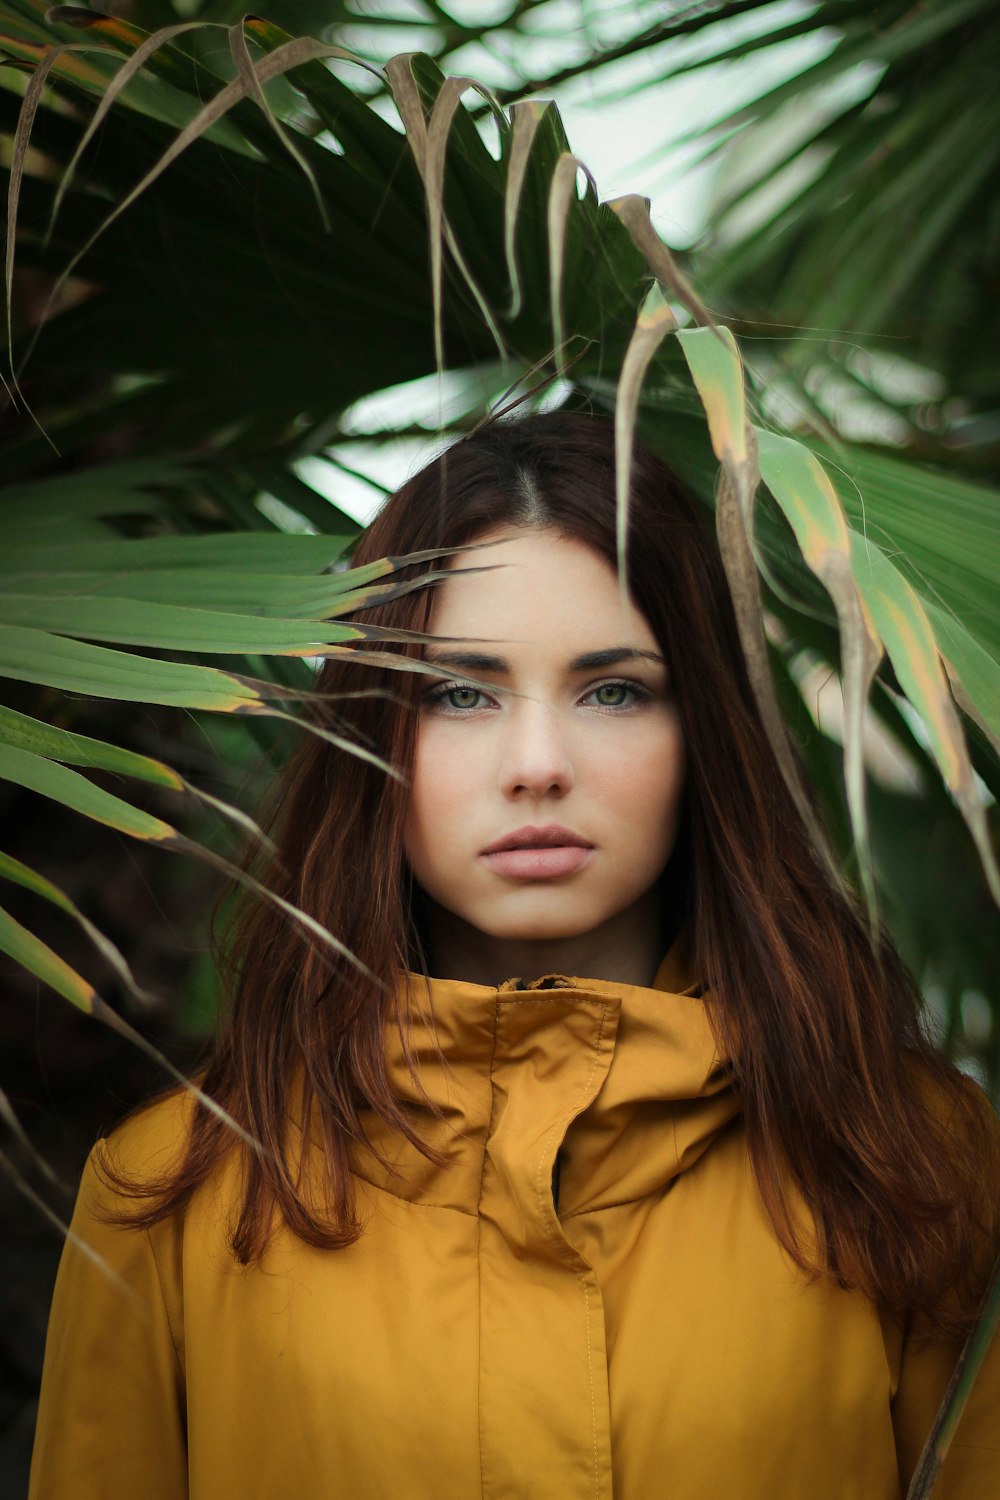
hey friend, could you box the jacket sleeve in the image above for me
[28,1145,188,1500]
[891,1291,1000,1496]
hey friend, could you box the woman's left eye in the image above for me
[583,679,648,710]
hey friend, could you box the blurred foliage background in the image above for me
[1,1,998,1487]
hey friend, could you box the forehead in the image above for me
[427,527,659,654]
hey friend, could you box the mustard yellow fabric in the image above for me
[30,952,1000,1498]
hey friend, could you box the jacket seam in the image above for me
[579,1273,601,1500]
[532,1006,610,1500]
[497,995,609,1013]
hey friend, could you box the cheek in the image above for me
[603,720,686,850]
[403,727,469,867]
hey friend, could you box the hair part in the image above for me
[98,410,1000,1340]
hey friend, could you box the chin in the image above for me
[479,913,600,943]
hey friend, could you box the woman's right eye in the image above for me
[425,682,491,712]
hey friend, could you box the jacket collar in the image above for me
[348,937,741,1217]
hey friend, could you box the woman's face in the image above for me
[403,527,686,963]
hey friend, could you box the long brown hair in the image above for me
[102,410,998,1336]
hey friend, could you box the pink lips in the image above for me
[480,824,594,880]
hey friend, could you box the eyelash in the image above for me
[423,678,652,715]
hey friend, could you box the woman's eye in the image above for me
[585,680,647,710]
[426,682,490,712]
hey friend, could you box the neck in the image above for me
[420,888,671,989]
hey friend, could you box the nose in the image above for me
[497,698,575,800]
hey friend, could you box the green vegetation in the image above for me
[0,1,996,1105]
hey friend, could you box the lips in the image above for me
[481,825,594,855]
[479,825,595,881]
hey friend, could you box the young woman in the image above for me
[29,412,1000,1499]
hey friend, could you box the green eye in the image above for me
[447,687,481,709]
[593,682,629,706]
[426,682,489,712]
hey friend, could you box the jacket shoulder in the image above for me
[95,1084,198,1183]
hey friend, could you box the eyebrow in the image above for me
[422,646,665,673]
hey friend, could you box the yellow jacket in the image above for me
[30,952,1000,1498]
